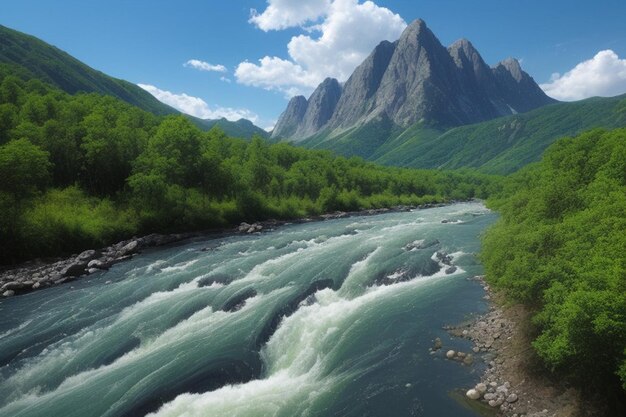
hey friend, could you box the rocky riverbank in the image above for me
[1,203,450,299]
[441,276,586,417]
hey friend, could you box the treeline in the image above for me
[482,128,626,398]
[0,67,501,264]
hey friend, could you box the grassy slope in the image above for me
[299,95,626,174]
[0,24,176,116]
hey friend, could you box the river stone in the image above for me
[119,240,139,255]
[2,290,15,297]
[433,337,442,350]
[1,281,26,291]
[61,262,87,277]
[484,393,497,401]
[466,389,481,400]
[76,249,99,262]
[506,393,518,403]
[446,350,456,359]
[475,383,487,394]
[88,259,108,270]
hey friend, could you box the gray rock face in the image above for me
[492,58,554,113]
[273,18,556,142]
[296,78,342,138]
[271,95,308,139]
[328,40,397,130]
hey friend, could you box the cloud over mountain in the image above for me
[236,0,406,97]
[541,50,626,100]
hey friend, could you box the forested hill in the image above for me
[0,69,500,264]
[482,128,626,406]
[0,24,176,115]
[189,116,270,140]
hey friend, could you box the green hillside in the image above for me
[191,117,270,140]
[387,95,626,174]
[299,95,626,175]
[0,24,176,115]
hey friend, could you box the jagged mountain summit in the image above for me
[272,19,555,142]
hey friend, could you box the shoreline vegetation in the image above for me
[477,128,626,415]
[0,202,453,298]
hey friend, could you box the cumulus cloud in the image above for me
[249,0,330,31]
[138,84,258,122]
[184,59,227,73]
[540,50,626,101]
[237,0,406,97]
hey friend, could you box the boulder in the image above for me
[2,290,15,297]
[445,266,458,274]
[238,222,251,232]
[466,389,481,400]
[506,393,518,403]
[446,350,456,359]
[475,383,487,394]
[76,249,99,263]
[119,240,139,256]
[433,337,442,350]
[87,259,109,270]
[61,262,87,277]
[1,281,27,292]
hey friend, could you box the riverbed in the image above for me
[0,202,496,417]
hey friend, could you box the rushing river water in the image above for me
[0,202,496,417]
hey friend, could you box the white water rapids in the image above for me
[0,202,496,417]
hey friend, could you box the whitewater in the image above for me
[0,202,496,417]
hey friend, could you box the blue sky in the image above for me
[3,0,626,129]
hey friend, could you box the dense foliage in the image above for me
[482,128,626,394]
[0,70,500,264]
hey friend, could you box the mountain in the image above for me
[272,19,555,142]
[0,24,176,115]
[190,117,270,140]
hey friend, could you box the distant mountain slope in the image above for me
[190,117,269,140]
[303,94,626,175]
[273,19,555,143]
[0,24,176,115]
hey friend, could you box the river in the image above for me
[0,202,496,417]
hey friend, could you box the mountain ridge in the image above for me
[272,19,556,142]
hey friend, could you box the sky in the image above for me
[2,0,626,130]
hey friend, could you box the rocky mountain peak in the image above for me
[497,58,524,82]
[273,18,556,141]
[296,78,342,139]
[271,95,308,138]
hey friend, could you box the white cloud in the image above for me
[220,76,232,83]
[184,59,227,73]
[237,0,406,97]
[540,50,626,101]
[250,0,330,31]
[263,120,277,132]
[138,84,259,123]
